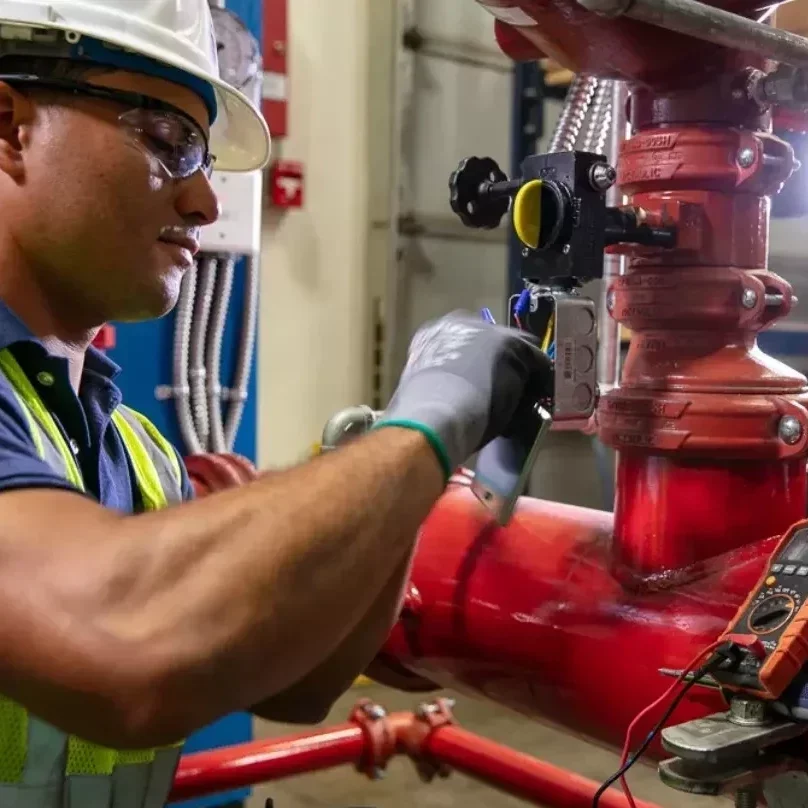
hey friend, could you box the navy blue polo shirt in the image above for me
[0,300,194,510]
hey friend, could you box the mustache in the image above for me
[159,225,200,241]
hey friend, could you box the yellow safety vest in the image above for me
[0,348,185,808]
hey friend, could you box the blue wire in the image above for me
[514,288,531,320]
[548,343,555,360]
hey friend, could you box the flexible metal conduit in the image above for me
[224,256,259,450]
[189,256,217,449]
[581,80,613,155]
[548,74,598,153]
[206,256,236,453]
[173,266,203,455]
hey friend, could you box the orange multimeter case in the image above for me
[716,520,808,700]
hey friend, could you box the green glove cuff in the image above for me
[373,419,453,482]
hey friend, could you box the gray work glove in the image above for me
[375,310,552,480]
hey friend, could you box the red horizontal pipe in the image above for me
[424,725,660,808]
[380,485,771,752]
[170,724,365,802]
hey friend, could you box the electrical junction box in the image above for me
[199,169,263,255]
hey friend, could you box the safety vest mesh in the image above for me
[0,348,186,807]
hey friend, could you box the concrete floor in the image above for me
[247,683,720,808]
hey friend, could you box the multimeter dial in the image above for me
[748,593,798,634]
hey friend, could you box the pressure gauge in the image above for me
[209,6,261,93]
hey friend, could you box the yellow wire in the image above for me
[541,312,555,352]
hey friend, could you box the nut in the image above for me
[778,415,803,446]
[590,163,617,192]
[741,288,758,309]
[729,697,769,726]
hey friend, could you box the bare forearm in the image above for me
[0,426,443,744]
[251,552,416,723]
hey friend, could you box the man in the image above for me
[0,0,549,805]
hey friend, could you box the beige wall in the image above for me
[258,0,394,468]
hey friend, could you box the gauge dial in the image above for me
[748,594,797,635]
[210,7,261,92]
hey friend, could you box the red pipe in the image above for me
[380,484,773,752]
[614,455,807,572]
[171,702,667,808]
[170,724,365,802]
[424,725,659,808]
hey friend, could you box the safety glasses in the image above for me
[0,74,216,179]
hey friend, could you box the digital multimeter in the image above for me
[715,519,808,700]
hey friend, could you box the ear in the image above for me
[0,83,33,181]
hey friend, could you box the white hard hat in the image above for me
[0,0,271,172]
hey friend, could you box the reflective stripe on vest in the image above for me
[0,348,185,807]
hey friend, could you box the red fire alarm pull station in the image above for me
[269,160,304,208]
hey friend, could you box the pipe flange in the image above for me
[349,699,397,780]
[404,698,457,783]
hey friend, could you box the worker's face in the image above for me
[0,70,220,325]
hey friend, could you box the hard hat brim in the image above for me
[194,72,272,174]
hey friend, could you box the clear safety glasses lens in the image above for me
[119,108,214,180]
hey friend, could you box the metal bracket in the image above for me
[659,705,808,799]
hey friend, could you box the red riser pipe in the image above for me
[614,454,807,572]
[170,724,364,802]
[424,725,660,808]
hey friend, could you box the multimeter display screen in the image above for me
[783,530,808,563]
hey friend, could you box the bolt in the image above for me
[729,697,769,726]
[779,415,803,445]
[741,288,758,309]
[737,146,756,168]
[416,702,438,719]
[606,290,616,312]
[522,247,530,258]
[562,244,571,255]
[590,163,617,191]
[364,704,387,720]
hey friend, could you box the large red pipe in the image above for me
[380,482,775,751]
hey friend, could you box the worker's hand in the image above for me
[375,310,552,479]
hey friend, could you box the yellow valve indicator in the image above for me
[513,179,544,250]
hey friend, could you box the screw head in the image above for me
[522,247,530,258]
[606,290,616,312]
[741,288,758,309]
[562,244,571,255]
[590,163,617,191]
[737,147,756,168]
[779,415,803,445]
